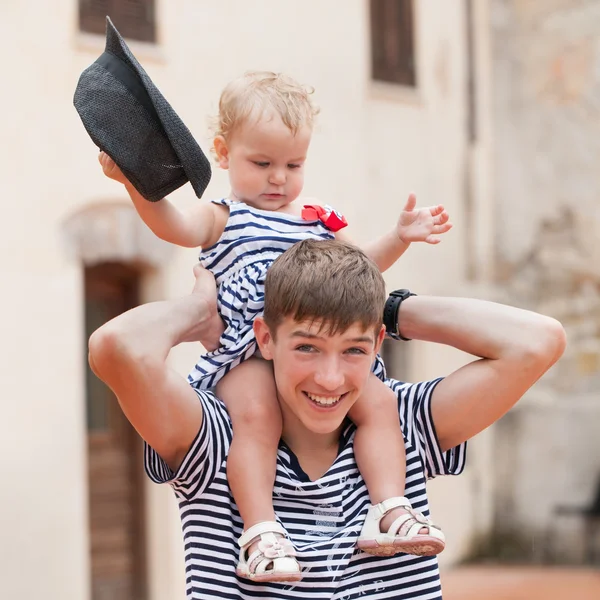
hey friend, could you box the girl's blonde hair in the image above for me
[212,71,319,144]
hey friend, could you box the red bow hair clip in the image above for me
[301,204,348,232]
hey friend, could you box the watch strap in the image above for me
[383,289,416,341]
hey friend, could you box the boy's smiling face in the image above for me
[214,115,312,212]
[254,316,385,438]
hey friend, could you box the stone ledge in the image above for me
[61,201,174,268]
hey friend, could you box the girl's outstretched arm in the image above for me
[337,193,451,272]
[99,151,225,248]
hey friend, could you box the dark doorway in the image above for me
[85,263,147,600]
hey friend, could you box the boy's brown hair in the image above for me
[264,239,386,337]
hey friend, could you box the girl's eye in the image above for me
[287,163,301,169]
[253,161,269,168]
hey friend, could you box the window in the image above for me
[370,0,416,86]
[79,0,156,43]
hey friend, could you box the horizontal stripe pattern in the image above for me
[188,199,335,389]
[145,378,467,599]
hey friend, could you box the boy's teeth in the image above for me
[307,393,341,406]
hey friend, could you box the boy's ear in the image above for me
[373,324,386,355]
[254,317,275,360]
[213,135,230,169]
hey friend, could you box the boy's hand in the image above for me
[185,264,224,351]
[396,193,452,245]
[98,151,130,186]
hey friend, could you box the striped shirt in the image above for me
[188,198,336,390]
[145,377,467,600]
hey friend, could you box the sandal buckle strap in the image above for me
[405,507,431,525]
[375,496,411,517]
[238,521,286,548]
[258,538,296,559]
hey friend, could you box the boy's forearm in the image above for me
[92,294,211,366]
[361,229,410,272]
[88,292,208,475]
[396,295,565,361]
[398,296,566,454]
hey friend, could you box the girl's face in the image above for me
[214,116,311,212]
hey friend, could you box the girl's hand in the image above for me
[396,193,452,245]
[98,151,130,185]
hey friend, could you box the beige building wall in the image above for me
[489,0,600,562]
[0,1,494,598]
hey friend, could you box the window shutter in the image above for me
[370,0,416,86]
[79,0,112,37]
[79,0,156,43]
[111,0,156,43]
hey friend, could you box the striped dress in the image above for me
[145,376,467,599]
[187,198,339,390]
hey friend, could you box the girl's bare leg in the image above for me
[216,357,282,527]
[349,374,428,534]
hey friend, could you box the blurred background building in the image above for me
[0,1,598,599]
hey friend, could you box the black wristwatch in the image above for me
[383,289,416,341]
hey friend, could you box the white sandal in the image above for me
[236,521,302,583]
[357,496,445,557]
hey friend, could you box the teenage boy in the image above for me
[88,239,566,600]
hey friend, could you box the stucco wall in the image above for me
[491,0,600,561]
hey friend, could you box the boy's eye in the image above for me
[346,347,367,355]
[287,163,301,169]
[253,161,270,168]
[295,344,314,353]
